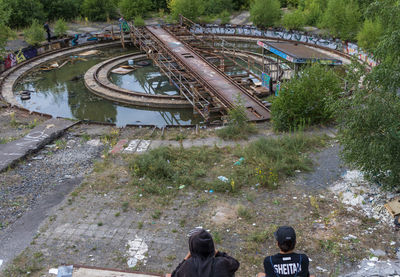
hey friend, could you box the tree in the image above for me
[203,0,233,15]
[24,19,45,46]
[232,0,250,10]
[338,89,400,189]
[119,0,153,19]
[81,0,117,21]
[168,0,204,20]
[271,64,342,131]
[2,0,45,28]
[250,0,281,28]
[356,19,383,53]
[282,9,305,30]
[39,0,82,21]
[0,24,15,58]
[299,0,325,25]
[320,0,361,41]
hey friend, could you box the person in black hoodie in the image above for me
[168,228,239,277]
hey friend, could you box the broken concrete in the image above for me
[0,118,78,172]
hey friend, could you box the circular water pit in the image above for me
[13,47,200,127]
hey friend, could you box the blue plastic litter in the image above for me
[57,265,73,277]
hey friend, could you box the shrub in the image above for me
[320,0,361,41]
[54,19,68,38]
[232,0,251,10]
[220,10,231,24]
[24,20,45,46]
[134,16,145,26]
[119,0,153,20]
[81,0,116,21]
[168,0,204,20]
[2,0,45,28]
[216,94,258,140]
[356,19,383,53]
[271,64,342,131]
[338,89,400,189]
[300,0,325,25]
[250,0,281,28]
[0,24,15,57]
[282,9,305,30]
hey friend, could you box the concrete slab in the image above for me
[110,139,129,154]
[73,266,161,277]
[0,118,78,172]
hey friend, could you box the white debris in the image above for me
[49,268,58,275]
[343,234,358,240]
[86,139,102,147]
[316,266,328,272]
[369,257,379,262]
[126,236,148,268]
[0,259,3,268]
[329,170,395,225]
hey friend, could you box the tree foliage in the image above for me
[39,0,82,21]
[271,64,342,131]
[250,0,281,28]
[204,0,233,15]
[24,19,45,46]
[168,0,204,20]
[119,0,153,20]
[299,0,325,25]
[356,19,383,53]
[282,9,305,30]
[338,89,400,188]
[0,24,15,58]
[320,0,361,40]
[54,19,68,37]
[2,0,45,28]
[81,0,116,21]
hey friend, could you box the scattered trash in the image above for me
[49,268,58,275]
[79,50,101,57]
[295,169,301,173]
[0,259,2,268]
[32,155,44,160]
[136,60,151,66]
[126,236,148,268]
[369,256,379,262]
[316,266,328,272]
[128,59,134,65]
[390,241,396,246]
[234,157,245,165]
[179,185,185,190]
[343,234,358,240]
[370,249,386,257]
[57,265,73,277]
[111,67,135,75]
[218,176,229,182]
[209,189,214,194]
[384,198,400,217]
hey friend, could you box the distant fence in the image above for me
[190,24,378,68]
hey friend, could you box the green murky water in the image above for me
[14,47,199,127]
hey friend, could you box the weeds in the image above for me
[3,250,44,276]
[237,205,253,221]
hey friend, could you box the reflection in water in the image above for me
[14,47,200,126]
[109,62,179,96]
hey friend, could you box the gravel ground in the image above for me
[0,133,104,230]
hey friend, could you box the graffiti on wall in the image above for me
[190,24,378,68]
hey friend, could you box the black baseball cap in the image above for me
[274,226,296,245]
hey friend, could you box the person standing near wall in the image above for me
[44,22,51,42]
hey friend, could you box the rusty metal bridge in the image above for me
[129,17,270,122]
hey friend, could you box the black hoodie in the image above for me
[171,230,240,277]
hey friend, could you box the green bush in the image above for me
[271,64,342,131]
[81,0,116,21]
[356,19,383,52]
[134,16,145,26]
[24,20,45,46]
[0,24,15,57]
[168,0,204,20]
[320,0,361,41]
[250,0,281,28]
[232,0,251,10]
[54,19,68,37]
[282,9,305,30]
[300,0,325,25]
[2,0,45,28]
[338,89,400,189]
[220,10,231,24]
[216,94,258,140]
[119,0,153,20]
[39,0,82,21]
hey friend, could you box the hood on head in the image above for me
[189,229,215,258]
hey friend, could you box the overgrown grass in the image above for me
[128,132,327,195]
[3,250,44,277]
